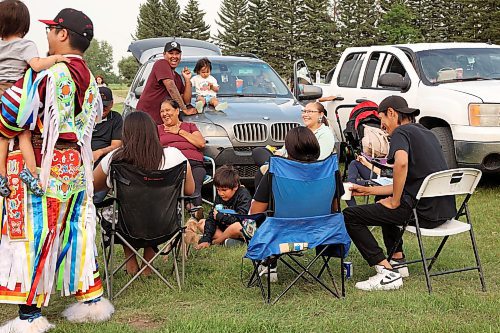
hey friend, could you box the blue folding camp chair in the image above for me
[244,154,351,304]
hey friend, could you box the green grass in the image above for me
[1,179,499,332]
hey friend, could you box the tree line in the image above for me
[95,0,500,84]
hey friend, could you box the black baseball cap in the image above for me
[378,96,420,116]
[40,8,94,41]
[164,40,182,53]
[99,87,113,107]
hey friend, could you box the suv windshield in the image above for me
[138,59,292,98]
[417,48,500,83]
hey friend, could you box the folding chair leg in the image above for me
[415,223,432,294]
[109,233,115,300]
[427,236,449,272]
[251,260,267,302]
[467,209,486,292]
[100,234,111,300]
[172,246,181,290]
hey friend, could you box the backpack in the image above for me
[361,126,389,158]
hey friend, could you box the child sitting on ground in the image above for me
[0,0,69,197]
[191,57,228,113]
[193,165,251,249]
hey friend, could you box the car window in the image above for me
[417,48,500,83]
[337,52,366,88]
[362,52,407,89]
[180,60,291,97]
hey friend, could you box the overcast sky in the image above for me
[24,0,222,71]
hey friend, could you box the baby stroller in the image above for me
[341,100,381,180]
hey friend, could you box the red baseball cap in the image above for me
[40,8,94,41]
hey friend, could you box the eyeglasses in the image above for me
[301,109,320,114]
[45,25,61,34]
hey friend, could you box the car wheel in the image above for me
[431,126,458,169]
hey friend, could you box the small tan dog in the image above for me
[185,217,201,245]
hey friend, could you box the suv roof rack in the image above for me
[231,52,260,59]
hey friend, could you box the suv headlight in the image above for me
[469,104,500,126]
[195,123,228,137]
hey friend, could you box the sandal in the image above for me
[19,168,44,197]
[0,174,11,197]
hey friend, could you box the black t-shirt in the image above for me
[91,111,123,151]
[387,123,456,222]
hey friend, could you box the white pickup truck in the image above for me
[294,43,500,172]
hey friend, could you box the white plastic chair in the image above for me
[388,168,486,293]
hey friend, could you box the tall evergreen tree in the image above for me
[215,0,249,53]
[162,0,183,37]
[265,0,306,78]
[135,0,170,39]
[337,0,379,48]
[378,2,422,44]
[244,0,270,57]
[301,0,339,76]
[180,0,211,40]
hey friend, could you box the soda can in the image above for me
[456,68,463,79]
[343,261,353,279]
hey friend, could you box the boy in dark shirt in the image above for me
[343,96,456,291]
[195,165,252,249]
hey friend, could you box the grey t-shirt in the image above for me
[0,39,39,81]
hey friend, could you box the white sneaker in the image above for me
[355,265,403,291]
[390,259,409,278]
[195,100,204,113]
[215,101,228,111]
[258,264,278,283]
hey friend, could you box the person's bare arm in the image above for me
[163,79,197,115]
[93,140,122,162]
[378,150,408,209]
[184,162,195,195]
[179,130,205,149]
[209,83,219,93]
[29,55,69,72]
[249,200,268,214]
[358,155,381,175]
[350,183,393,197]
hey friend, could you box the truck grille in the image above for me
[271,123,300,142]
[234,165,259,178]
[233,123,268,143]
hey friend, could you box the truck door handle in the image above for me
[333,96,344,101]
[356,98,369,103]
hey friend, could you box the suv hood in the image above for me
[441,80,500,103]
[187,97,302,126]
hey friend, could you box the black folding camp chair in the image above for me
[97,161,188,300]
[388,168,486,293]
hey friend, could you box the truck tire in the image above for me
[431,126,458,169]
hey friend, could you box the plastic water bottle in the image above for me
[316,70,321,84]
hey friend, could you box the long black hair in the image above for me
[112,112,164,170]
[285,126,320,162]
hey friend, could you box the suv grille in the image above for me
[271,123,300,142]
[234,165,259,178]
[233,123,268,143]
[233,146,258,152]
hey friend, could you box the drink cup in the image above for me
[236,79,244,94]
[341,182,352,201]
[456,68,463,79]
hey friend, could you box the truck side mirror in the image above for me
[299,85,323,101]
[134,86,144,99]
[378,73,410,91]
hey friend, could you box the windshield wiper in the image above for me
[438,77,492,83]
[218,93,277,97]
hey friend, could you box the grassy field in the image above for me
[1,179,499,332]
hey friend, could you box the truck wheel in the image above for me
[431,126,458,169]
